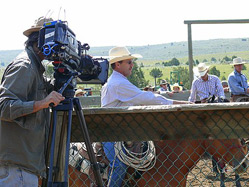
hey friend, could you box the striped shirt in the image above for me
[188,74,225,102]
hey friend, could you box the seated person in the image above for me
[158,80,173,96]
[75,89,87,97]
[170,83,183,93]
[228,57,249,102]
[221,80,229,93]
[189,63,225,103]
[144,85,155,92]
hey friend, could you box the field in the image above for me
[141,63,249,86]
[1,63,249,91]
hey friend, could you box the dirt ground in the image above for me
[186,158,249,187]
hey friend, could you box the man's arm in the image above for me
[173,100,193,104]
[188,81,196,102]
[116,80,174,105]
[228,75,246,95]
[0,63,64,121]
[216,78,225,98]
[33,91,65,113]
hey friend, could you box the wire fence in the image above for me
[53,102,249,187]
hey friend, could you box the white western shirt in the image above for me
[101,71,173,107]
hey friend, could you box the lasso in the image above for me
[114,141,156,171]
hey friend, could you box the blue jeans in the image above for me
[0,165,38,187]
[103,142,127,187]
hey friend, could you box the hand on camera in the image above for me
[44,91,65,107]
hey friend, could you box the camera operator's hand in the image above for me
[33,91,65,112]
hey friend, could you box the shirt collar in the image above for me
[113,70,128,79]
[199,74,212,82]
[234,69,242,76]
[26,46,45,73]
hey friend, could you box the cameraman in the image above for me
[101,46,192,186]
[0,17,64,186]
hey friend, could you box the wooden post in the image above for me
[187,23,194,86]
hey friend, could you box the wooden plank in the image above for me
[78,92,231,106]
[184,19,249,24]
[70,103,249,142]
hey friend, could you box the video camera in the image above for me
[38,20,109,97]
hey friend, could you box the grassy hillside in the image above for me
[1,38,249,66]
[1,38,249,89]
[142,63,249,86]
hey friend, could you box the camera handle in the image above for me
[46,98,104,187]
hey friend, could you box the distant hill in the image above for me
[0,38,249,67]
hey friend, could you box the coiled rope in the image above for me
[114,141,156,171]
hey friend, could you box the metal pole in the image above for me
[187,23,194,86]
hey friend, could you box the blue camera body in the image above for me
[38,20,109,86]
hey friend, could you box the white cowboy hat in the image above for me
[193,63,210,77]
[230,57,246,65]
[75,89,86,96]
[108,46,142,64]
[23,16,53,37]
[170,83,182,91]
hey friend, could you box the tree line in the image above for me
[140,55,246,89]
[22,55,244,92]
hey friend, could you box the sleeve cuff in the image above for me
[22,101,35,115]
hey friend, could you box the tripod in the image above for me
[45,75,104,187]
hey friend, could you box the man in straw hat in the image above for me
[75,88,87,97]
[228,57,249,102]
[101,46,192,186]
[158,79,174,96]
[171,83,183,93]
[0,17,65,186]
[189,62,225,103]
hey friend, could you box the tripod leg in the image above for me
[47,99,74,187]
[42,112,54,187]
[73,98,104,187]
[48,109,58,183]
[63,106,73,182]
[54,112,68,181]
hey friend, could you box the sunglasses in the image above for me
[126,60,133,65]
[118,59,135,65]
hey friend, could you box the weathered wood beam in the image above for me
[69,103,249,142]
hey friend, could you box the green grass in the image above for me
[1,63,249,88]
[141,63,249,86]
[138,51,249,66]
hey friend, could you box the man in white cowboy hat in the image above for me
[0,17,65,186]
[101,46,192,186]
[75,88,87,97]
[171,83,183,93]
[189,62,225,103]
[228,57,249,102]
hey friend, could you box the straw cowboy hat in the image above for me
[193,63,210,77]
[75,89,86,96]
[170,83,182,91]
[230,57,246,66]
[23,16,53,37]
[144,85,155,91]
[108,46,142,64]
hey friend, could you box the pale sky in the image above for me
[1,0,249,50]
